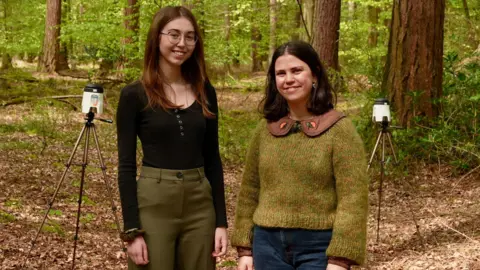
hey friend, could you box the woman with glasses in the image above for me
[116,6,227,270]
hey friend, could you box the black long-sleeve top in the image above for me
[116,80,227,230]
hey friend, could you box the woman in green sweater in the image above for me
[231,41,369,270]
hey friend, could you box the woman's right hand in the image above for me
[237,256,254,270]
[127,235,149,265]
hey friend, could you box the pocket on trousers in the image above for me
[202,177,213,197]
[136,176,176,208]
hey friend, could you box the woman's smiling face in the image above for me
[274,53,316,108]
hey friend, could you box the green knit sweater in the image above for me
[231,117,369,264]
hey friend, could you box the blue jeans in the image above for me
[252,226,332,270]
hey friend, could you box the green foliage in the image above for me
[4,199,22,208]
[48,209,63,217]
[0,210,15,223]
[42,220,65,236]
[218,109,261,165]
[80,213,96,224]
[357,51,480,173]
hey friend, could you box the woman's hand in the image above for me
[326,263,348,270]
[237,256,254,270]
[212,227,228,257]
[127,235,149,265]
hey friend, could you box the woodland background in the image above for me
[0,0,479,269]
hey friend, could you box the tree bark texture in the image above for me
[124,0,139,45]
[300,0,315,42]
[312,0,341,71]
[382,0,445,127]
[38,0,62,73]
[57,0,70,71]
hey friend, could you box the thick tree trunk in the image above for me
[312,0,341,71]
[269,0,276,62]
[382,0,445,127]
[38,0,62,73]
[56,0,70,71]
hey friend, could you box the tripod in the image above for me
[367,119,399,243]
[23,110,125,269]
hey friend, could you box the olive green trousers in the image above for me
[128,166,216,270]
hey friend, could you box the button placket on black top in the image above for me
[174,109,185,137]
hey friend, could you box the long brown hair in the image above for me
[142,6,213,117]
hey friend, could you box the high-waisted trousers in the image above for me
[128,166,216,270]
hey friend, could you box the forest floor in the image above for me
[0,74,479,270]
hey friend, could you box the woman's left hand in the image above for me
[212,227,228,257]
[326,264,348,270]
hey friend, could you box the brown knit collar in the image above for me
[267,110,345,137]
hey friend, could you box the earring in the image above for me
[312,82,317,89]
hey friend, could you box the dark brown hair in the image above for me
[262,40,335,121]
[141,6,213,117]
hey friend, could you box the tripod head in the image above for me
[84,107,113,126]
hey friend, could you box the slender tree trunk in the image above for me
[119,0,139,72]
[382,0,445,127]
[312,0,341,71]
[292,1,301,41]
[224,3,232,72]
[368,5,380,48]
[1,0,12,70]
[251,26,262,72]
[301,0,314,42]
[38,0,62,73]
[461,0,478,49]
[269,0,276,62]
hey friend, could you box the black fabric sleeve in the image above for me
[203,82,228,228]
[116,83,141,231]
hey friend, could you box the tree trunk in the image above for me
[301,0,315,42]
[251,25,262,72]
[368,5,380,48]
[269,0,277,62]
[56,0,70,71]
[1,0,12,70]
[1,53,12,70]
[348,1,356,21]
[382,0,445,127]
[38,0,62,73]
[292,1,301,41]
[121,0,139,70]
[461,0,478,50]
[312,0,341,71]
[224,3,232,72]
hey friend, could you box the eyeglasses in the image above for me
[160,30,198,46]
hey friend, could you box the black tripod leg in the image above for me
[23,124,88,268]
[376,132,386,243]
[386,131,399,164]
[368,131,383,171]
[91,124,126,252]
[71,125,91,269]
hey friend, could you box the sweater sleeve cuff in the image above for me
[236,247,253,258]
[328,256,358,269]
